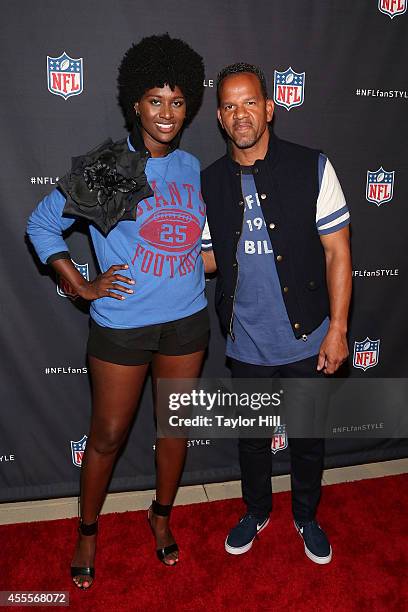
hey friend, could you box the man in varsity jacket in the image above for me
[201,63,352,564]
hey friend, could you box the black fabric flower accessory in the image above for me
[58,138,153,235]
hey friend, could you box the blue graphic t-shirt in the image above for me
[27,143,207,328]
[226,156,349,366]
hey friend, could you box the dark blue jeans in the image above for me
[230,355,325,524]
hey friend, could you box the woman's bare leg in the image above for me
[150,350,205,564]
[71,356,149,587]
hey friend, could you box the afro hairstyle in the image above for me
[118,33,205,131]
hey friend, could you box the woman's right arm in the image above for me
[27,189,134,300]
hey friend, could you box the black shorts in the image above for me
[87,307,210,366]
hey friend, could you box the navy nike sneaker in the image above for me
[225,513,270,555]
[294,519,332,564]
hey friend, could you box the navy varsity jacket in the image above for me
[201,130,330,340]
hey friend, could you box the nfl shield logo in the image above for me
[274,67,305,111]
[378,0,407,18]
[57,260,89,300]
[70,435,88,467]
[366,167,394,206]
[47,52,83,100]
[353,338,380,371]
[271,424,288,454]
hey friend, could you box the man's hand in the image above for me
[78,264,135,301]
[317,327,349,374]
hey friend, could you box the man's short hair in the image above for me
[216,63,268,103]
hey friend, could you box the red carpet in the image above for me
[1,474,407,611]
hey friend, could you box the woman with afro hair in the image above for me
[27,34,209,588]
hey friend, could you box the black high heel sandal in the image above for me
[70,519,98,589]
[148,499,179,566]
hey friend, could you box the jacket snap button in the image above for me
[294,322,301,330]
[276,254,283,262]
[260,193,267,199]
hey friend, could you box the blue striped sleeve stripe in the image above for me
[318,217,350,235]
[201,240,213,251]
[317,204,349,228]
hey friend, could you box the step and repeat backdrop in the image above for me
[1,1,407,502]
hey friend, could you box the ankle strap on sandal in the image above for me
[79,519,98,536]
[152,499,173,517]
